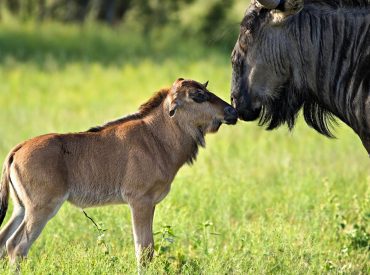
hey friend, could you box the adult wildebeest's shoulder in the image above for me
[231,0,370,151]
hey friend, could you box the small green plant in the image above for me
[345,192,370,250]
[192,221,220,255]
[83,210,110,255]
[154,225,176,256]
[346,224,369,250]
[327,187,370,251]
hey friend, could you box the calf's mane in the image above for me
[87,88,169,132]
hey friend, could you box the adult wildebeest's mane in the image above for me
[87,89,169,132]
[257,0,369,137]
[306,0,369,7]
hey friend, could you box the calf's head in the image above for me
[168,78,237,134]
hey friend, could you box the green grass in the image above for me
[0,22,369,274]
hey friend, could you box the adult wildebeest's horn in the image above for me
[257,0,283,9]
[257,0,303,13]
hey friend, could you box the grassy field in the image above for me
[0,22,369,274]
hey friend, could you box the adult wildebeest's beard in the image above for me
[257,83,337,137]
[256,83,303,131]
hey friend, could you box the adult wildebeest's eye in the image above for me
[190,90,210,103]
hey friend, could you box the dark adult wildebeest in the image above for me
[0,79,237,266]
[231,0,370,151]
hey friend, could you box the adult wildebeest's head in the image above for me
[231,0,370,140]
[231,0,305,128]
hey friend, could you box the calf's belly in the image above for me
[67,183,125,208]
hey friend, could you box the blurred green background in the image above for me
[0,1,369,274]
[0,0,245,60]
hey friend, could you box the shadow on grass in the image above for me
[0,22,235,68]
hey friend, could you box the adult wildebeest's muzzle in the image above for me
[230,52,262,122]
[231,89,262,122]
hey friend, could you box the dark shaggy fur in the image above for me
[258,84,338,138]
[307,0,369,7]
[254,0,370,138]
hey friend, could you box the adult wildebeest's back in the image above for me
[231,0,370,152]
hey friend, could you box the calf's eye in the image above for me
[190,91,209,103]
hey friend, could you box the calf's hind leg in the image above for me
[0,204,25,258]
[6,198,65,263]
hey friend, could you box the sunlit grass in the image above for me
[0,22,368,274]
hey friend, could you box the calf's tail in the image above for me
[0,146,19,227]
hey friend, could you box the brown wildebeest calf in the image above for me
[0,78,237,266]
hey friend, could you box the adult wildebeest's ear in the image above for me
[203,81,209,88]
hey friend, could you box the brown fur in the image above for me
[0,78,236,267]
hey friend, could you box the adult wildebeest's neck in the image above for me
[290,5,370,138]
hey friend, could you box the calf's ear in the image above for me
[169,103,177,117]
[169,100,181,117]
[173,78,184,86]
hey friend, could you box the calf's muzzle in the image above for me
[223,106,238,125]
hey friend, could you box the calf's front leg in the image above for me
[130,202,155,267]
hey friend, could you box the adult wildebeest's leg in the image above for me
[0,204,24,258]
[6,197,65,264]
[130,202,155,267]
